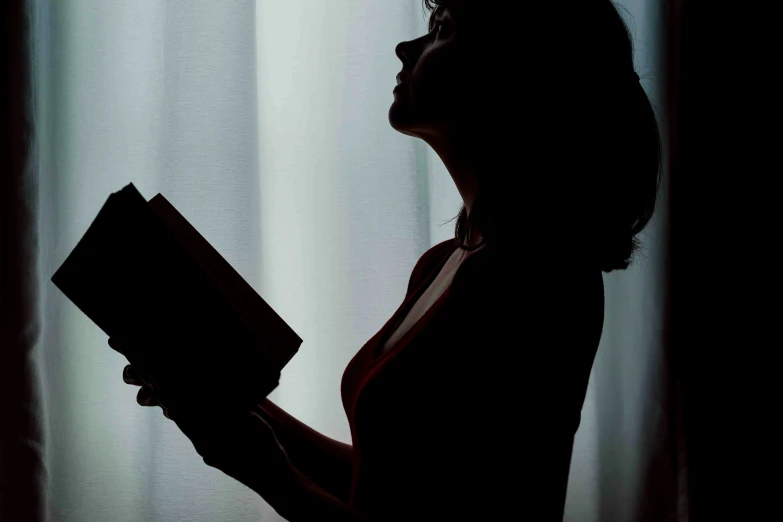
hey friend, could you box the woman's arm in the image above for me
[257,240,459,515]
[274,467,366,521]
[253,242,451,508]
[253,398,354,505]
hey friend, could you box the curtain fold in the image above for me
[1,0,680,520]
[1,0,46,521]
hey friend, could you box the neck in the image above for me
[421,130,481,220]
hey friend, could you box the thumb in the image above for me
[108,336,154,381]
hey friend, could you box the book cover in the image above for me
[51,183,302,412]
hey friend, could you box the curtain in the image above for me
[1,0,46,520]
[1,0,677,520]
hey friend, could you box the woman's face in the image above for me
[389,7,470,140]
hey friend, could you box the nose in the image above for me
[395,39,417,68]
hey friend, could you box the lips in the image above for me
[396,72,411,85]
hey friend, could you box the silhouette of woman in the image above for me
[114,1,660,520]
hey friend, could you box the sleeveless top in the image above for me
[340,237,604,521]
[378,240,488,355]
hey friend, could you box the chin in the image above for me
[388,101,407,130]
[388,101,418,136]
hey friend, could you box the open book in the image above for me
[51,182,302,413]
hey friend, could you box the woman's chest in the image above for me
[379,245,480,355]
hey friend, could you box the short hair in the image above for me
[423,0,661,273]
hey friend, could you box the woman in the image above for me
[112,1,660,520]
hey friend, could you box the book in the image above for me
[51,182,302,414]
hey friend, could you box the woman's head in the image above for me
[389,2,476,141]
[390,1,661,272]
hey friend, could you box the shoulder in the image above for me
[452,242,603,294]
[448,244,605,407]
[449,243,604,332]
[406,238,458,293]
[421,237,459,265]
[447,243,508,299]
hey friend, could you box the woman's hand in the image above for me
[119,361,173,416]
[109,336,300,514]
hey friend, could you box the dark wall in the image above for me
[669,1,770,520]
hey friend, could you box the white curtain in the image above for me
[31,1,669,520]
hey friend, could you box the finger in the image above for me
[136,385,158,407]
[127,365,155,387]
[108,337,130,354]
[122,365,145,386]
